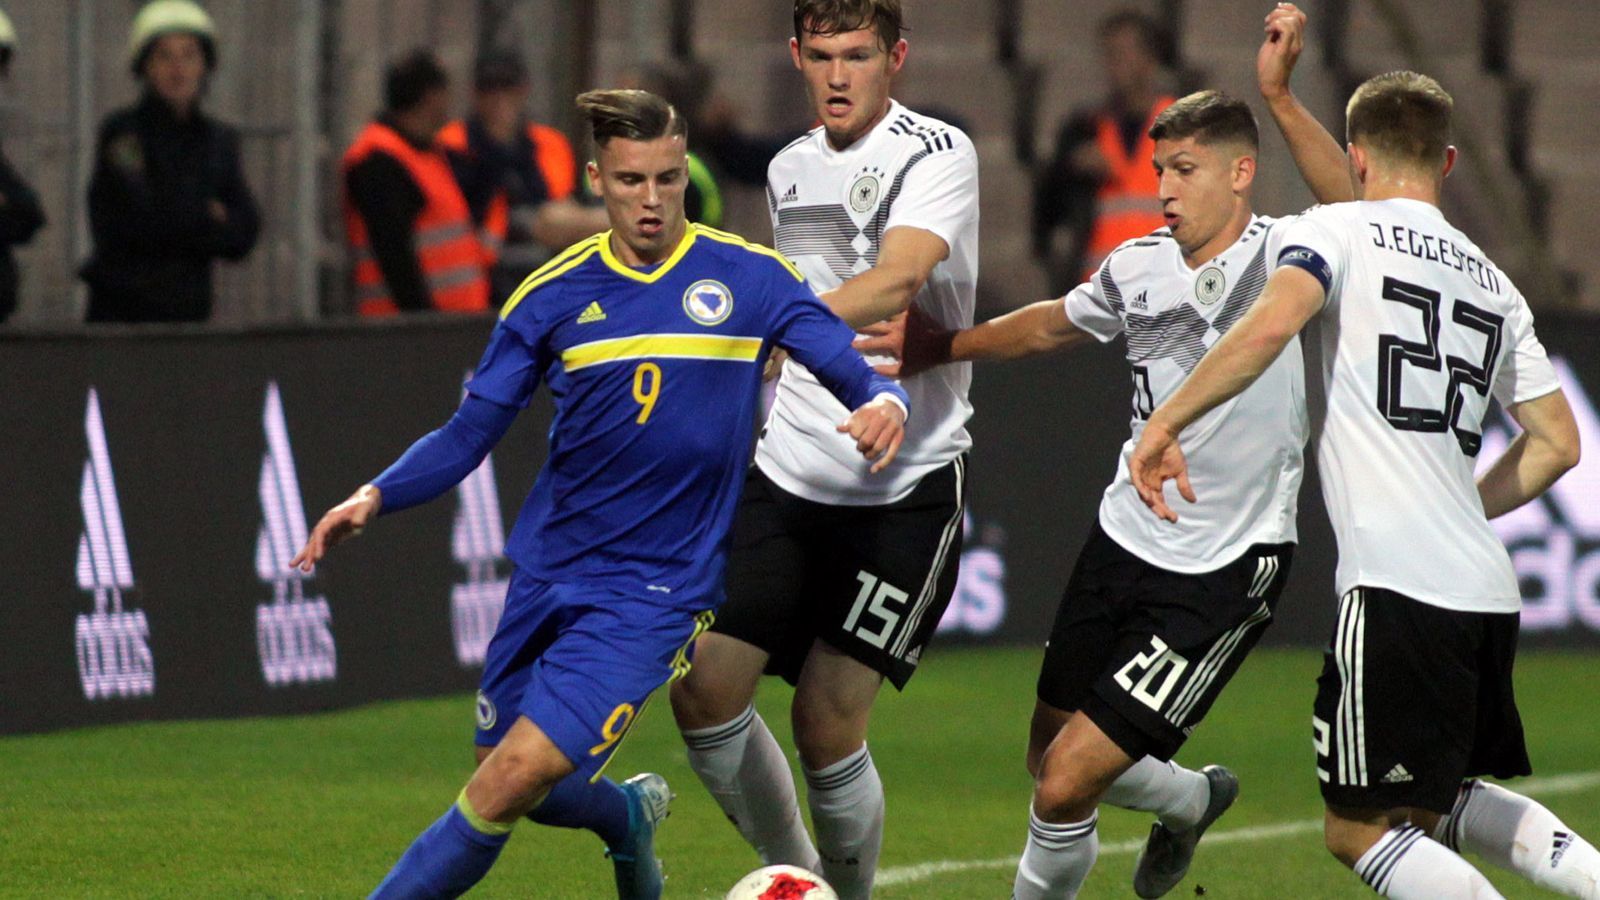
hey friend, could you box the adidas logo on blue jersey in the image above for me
[577,302,606,324]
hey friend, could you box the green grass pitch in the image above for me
[3,647,1597,897]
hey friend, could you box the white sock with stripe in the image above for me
[1436,780,1600,899]
[1013,807,1098,900]
[1101,756,1209,831]
[681,706,819,870]
[1355,824,1503,898]
[803,744,883,900]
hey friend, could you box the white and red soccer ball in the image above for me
[725,865,839,900]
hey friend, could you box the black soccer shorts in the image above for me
[711,456,966,690]
[1313,587,1531,814]
[1037,520,1292,761]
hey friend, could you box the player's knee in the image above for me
[471,744,566,820]
[1322,809,1388,869]
[670,665,748,731]
[671,636,763,731]
[1033,769,1100,824]
[791,702,868,771]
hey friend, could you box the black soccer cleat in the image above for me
[1131,764,1239,899]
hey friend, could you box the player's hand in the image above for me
[1128,418,1196,523]
[1258,3,1307,103]
[763,347,789,382]
[290,484,382,573]
[838,397,906,474]
[853,305,952,378]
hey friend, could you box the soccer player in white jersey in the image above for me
[1132,70,1600,900]
[668,1,977,896]
[865,29,1353,890]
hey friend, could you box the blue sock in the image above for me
[370,792,512,899]
[526,773,633,850]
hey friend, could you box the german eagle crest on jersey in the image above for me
[849,166,883,213]
[1195,266,1226,306]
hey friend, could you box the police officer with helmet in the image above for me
[82,0,260,323]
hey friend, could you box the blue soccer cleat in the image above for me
[1132,764,1239,898]
[608,773,673,900]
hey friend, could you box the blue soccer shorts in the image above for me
[475,568,715,782]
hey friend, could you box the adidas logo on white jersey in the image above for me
[1380,764,1414,784]
[780,184,798,204]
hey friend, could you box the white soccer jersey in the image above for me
[1067,215,1308,573]
[1279,199,1562,612]
[756,100,978,505]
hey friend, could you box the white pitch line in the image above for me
[875,770,1600,889]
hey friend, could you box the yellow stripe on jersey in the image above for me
[692,223,805,282]
[561,334,763,372]
[499,234,605,320]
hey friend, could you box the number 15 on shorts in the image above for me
[845,571,909,649]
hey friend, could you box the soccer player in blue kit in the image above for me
[291,89,910,900]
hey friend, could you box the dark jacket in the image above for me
[1032,106,1149,293]
[0,142,44,322]
[344,116,432,312]
[82,93,260,323]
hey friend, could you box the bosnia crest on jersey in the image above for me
[683,279,733,326]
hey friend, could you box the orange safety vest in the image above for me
[342,122,490,317]
[436,120,579,267]
[1082,96,1175,280]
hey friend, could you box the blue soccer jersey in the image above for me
[460,224,906,607]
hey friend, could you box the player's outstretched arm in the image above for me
[855,297,1093,377]
[1258,3,1356,205]
[819,225,950,329]
[292,485,382,572]
[1477,388,1581,520]
[288,394,519,571]
[1130,265,1324,520]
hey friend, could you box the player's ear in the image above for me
[1232,153,1257,193]
[887,38,908,73]
[1346,142,1368,189]
[1441,145,1458,180]
[790,37,803,71]
[585,159,601,196]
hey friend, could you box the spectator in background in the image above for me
[82,0,259,323]
[0,7,44,324]
[343,50,489,317]
[438,51,607,299]
[1031,10,1175,294]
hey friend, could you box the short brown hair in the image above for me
[575,89,687,152]
[1148,90,1259,152]
[1345,71,1453,167]
[794,0,904,51]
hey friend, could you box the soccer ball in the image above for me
[725,864,839,900]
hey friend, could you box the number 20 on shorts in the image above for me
[633,362,662,424]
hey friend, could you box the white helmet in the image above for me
[128,0,217,73]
